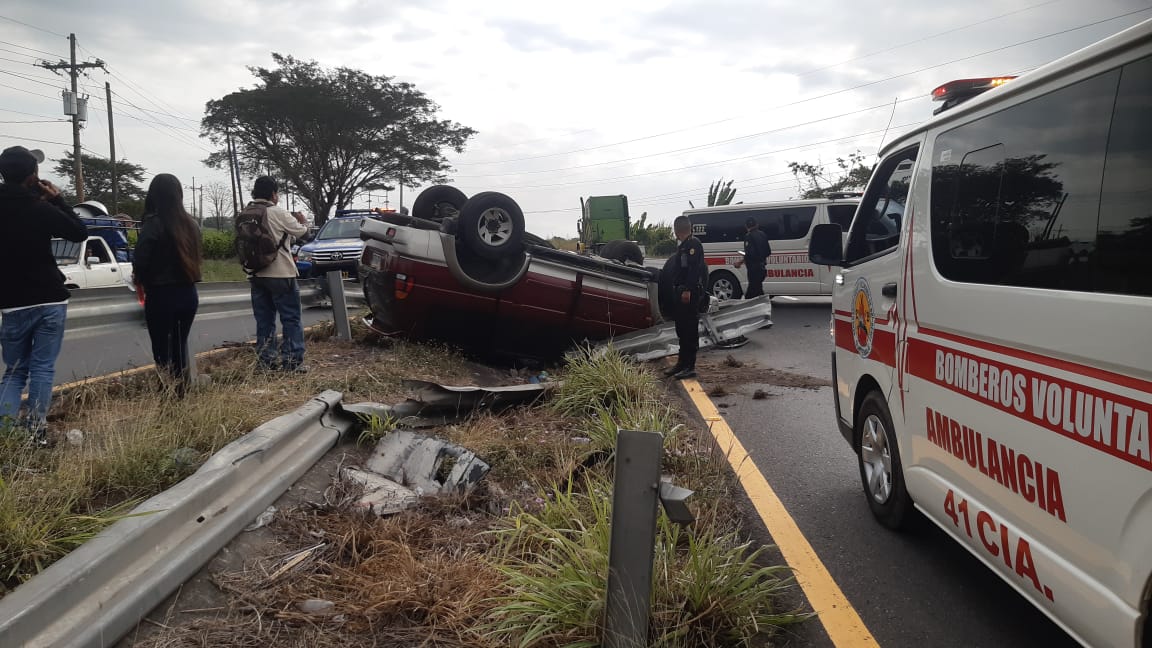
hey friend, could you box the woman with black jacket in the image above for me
[132,174,202,392]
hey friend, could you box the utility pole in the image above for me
[229,134,244,209]
[39,34,104,200]
[225,132,239,216]
[190,176,198,224]
[104,82,117,214]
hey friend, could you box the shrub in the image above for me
[652,238,678,257]
[201,230,235,260]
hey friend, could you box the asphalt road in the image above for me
[697,297,1080,648]
[54,306,337,385]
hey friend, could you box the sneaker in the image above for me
[672,368,697,380]
[662,365,684,377]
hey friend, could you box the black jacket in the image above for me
[672,235,707,293]
[132,214,202,289]
[0,183,88,309]
[743,227,771,268]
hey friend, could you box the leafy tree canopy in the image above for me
[52,150,147,215]
[788,151,874,199]
[201,53,476,225]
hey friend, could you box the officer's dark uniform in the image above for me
[669,234,706,376]
[743,225,771,299]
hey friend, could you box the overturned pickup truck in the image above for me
[357,185,772,360]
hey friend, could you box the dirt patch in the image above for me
[696,359,831,390]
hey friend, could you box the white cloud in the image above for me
[1,0,1148,235]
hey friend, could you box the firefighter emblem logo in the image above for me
[851,278,874,359]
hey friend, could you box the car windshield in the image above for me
[317,218,362,240]
[52,239,81,265]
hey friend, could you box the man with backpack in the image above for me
[236,176,310,372]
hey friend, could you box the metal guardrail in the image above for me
[0,390,374,648]
[51,278,363,339]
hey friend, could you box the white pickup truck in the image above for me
[53,236,133,290]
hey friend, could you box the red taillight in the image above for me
[394,273,414,299]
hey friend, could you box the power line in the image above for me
[497,121,922,191]
[0,132,71,146]
[0,107,58,119]
[0,38,66,58]
[0,67,60,88]
[0,15,67,38]
[457,6,1151,167]
[453,98,920,179]
[0,119,66,123]
[0,80,56,100]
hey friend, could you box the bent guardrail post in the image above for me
[327,270,352,341]
[603,429,696,648]
[604,429,663,648]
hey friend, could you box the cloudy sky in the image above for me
[1,0,1149,237]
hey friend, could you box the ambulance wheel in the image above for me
[459,192,525,260]
[708,271,742,301]
[413,185,467,221]
[856,391,912,530]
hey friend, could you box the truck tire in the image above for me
[459,192,525,260]
[598,240,644,264]
[412,185,468,221]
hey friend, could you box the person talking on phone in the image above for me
[0,146,88,446]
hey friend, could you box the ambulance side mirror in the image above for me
[809,223,844,266]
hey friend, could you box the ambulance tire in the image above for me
[856,391,912,530]
[708,271,742,301]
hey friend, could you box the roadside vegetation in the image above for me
[0,320,467,596]
[129,346,805,647]
[1,319,804,645]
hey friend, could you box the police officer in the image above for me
[664,216,706,380]
[733,216,771,299]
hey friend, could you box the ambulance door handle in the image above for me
[882,282,897,297]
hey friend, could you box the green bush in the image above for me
[652,238,678,257]
[201,230,235,260]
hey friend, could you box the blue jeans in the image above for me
[250,277,304,369]
[0,303,67,431]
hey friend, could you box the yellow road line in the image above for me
[681,378,880,648]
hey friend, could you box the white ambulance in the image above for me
[682,194,861,300]
[809,19,1152,648]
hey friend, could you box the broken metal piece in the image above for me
[366,430,491,496]
[342,467,420,515]
[599,296,773,361]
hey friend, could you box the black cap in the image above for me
[0,146,45,182]
[745,217,758,228]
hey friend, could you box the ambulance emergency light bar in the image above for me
[930,77,1016,115]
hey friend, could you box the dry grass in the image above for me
[0,319,469,594]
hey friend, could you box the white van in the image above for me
[683,195,860,300]
[809,19,1152,648]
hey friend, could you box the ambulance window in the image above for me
[690,210,746,244]
[751,207,817,240]
[845,148,916,264]
[930,68,1119,290]
[1097,55,1152,297]
[827,205,856,231]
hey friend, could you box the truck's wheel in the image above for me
[856,391,913,530]
[459,192,525,260]
[708,271,743,301]
[412,185,467,221]
[598,240,644,264]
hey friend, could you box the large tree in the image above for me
[52,151,147,215]
[204,181,233,229]
[201,54,476,225]
[788,150,873,199]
